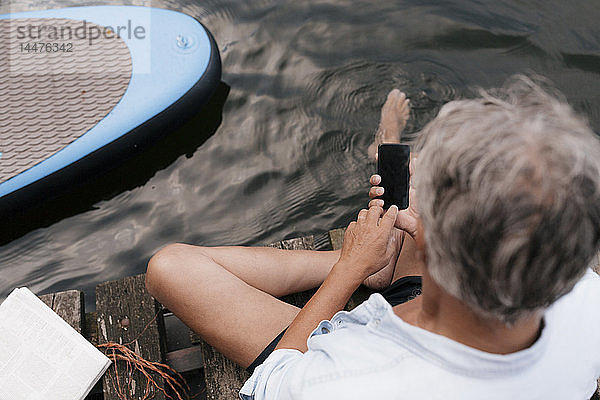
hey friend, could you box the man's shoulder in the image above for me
[548,269,600,317]
[544,269,600,350]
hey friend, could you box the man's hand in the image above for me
[336,206,399,282]
[275,206,399,353]
[368,169,420,239]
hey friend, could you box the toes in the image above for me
[387,88,401,100]
[376,89,410,148]
[391,90,405,101]
[385,90,409,114]
[398,96,411,118]
[398,92,408,106]
[381,90,402,118]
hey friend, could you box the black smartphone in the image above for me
[377,144,410,210]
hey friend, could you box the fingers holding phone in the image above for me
[339,206,400,279]
[368,176,385,208]
[369,145,420,238]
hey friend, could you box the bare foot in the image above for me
[363,230,405,290]
[367,89,410,160]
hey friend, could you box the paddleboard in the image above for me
[0,6,221,215]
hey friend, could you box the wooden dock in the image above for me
[37,229,600,400]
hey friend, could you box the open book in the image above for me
[0,287,111,400]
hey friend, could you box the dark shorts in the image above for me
[246,275,423,374]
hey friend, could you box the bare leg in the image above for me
[173,244,340,296]
[145,90,414,367]
[362,229,404,289]
[145,244,339,367]
[391,234,425,317]
[363,89,412,288]
[391,234,424,281]
[367,89,410,160]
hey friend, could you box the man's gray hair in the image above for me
[413,75,600,324]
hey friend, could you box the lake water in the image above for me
[1,0,599,310]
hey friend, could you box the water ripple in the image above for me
[1,0,599,309]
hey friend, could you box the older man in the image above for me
[146,76,600,399]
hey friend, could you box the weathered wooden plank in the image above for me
[328,227,345,253]
[274,235,315,251]
[590,383,600,400]
[39,290,84,333]
[189,330,202,346]
[85,311,99,346]
[199,341,251,400]
[166,347,204,373]
[96,274,166,400]
[198,236,316,400]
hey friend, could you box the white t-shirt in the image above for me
[240,269,600,399]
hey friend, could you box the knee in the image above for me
[146,243,188,299]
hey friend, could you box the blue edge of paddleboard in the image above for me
[0,6,221,217]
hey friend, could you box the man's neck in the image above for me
[393,271,543,354]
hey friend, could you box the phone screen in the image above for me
[377,144,410,210]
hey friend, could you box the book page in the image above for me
[0,287,111,400]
